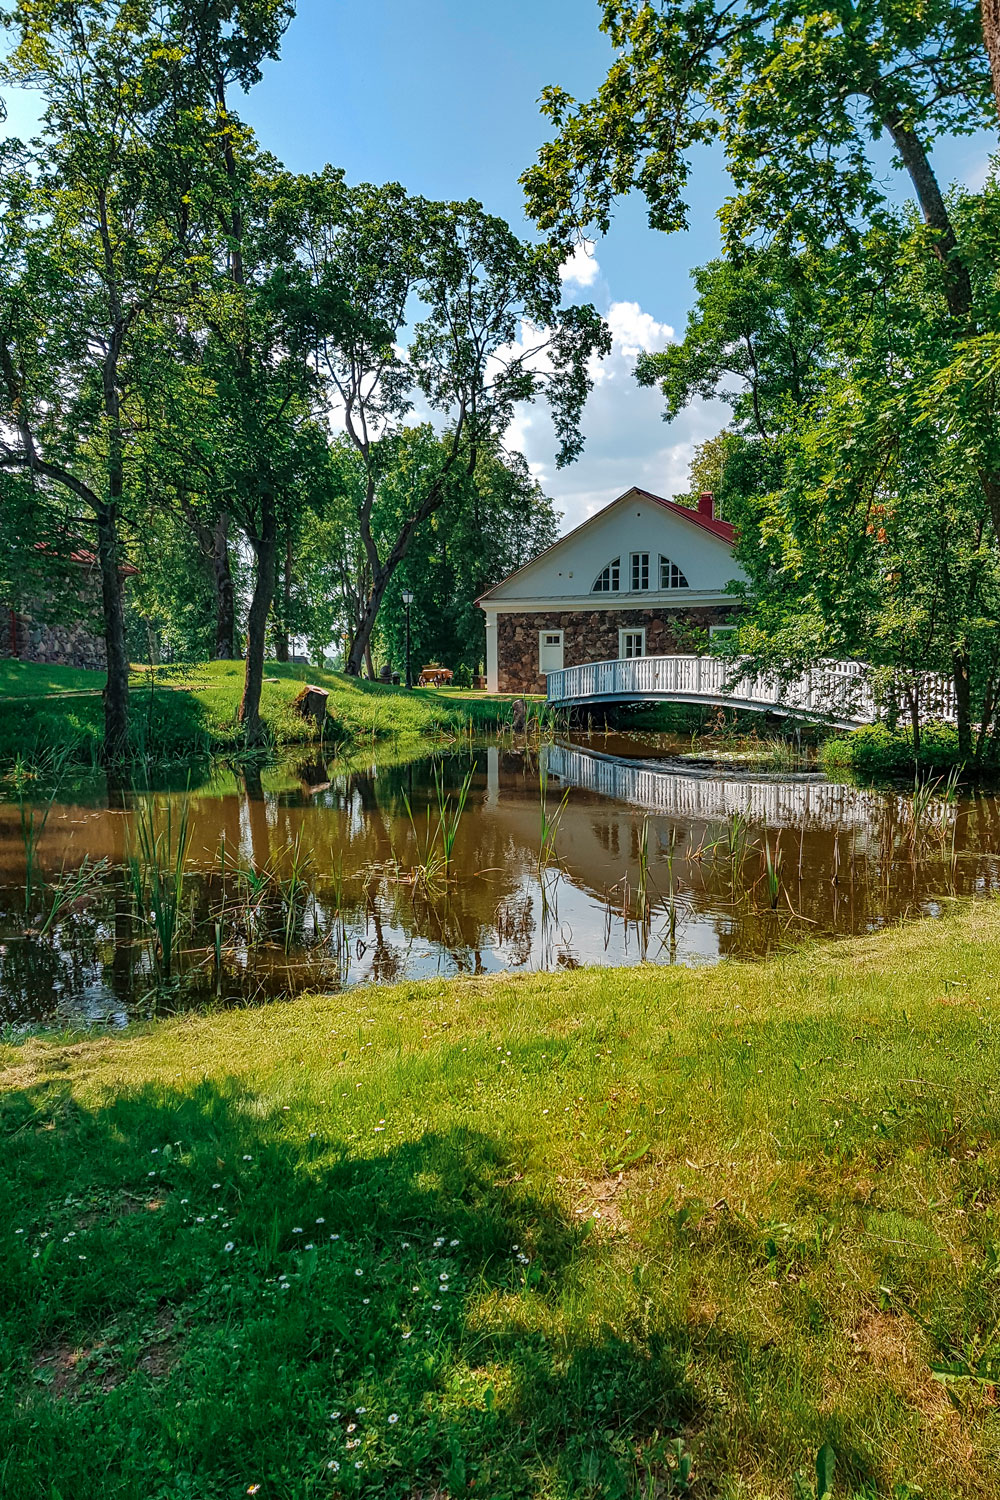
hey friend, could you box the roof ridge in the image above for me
[476,485,735,604]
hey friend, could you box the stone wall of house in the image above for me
[497,604,739,694]
[1,608,107,671]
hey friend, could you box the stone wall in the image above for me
[1,607,107,671]
[496,604,739,694]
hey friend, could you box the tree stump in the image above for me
[292,684,329,731]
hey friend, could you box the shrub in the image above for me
[820,722,967,780]
[452,663,473,689]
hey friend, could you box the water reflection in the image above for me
[2,740,999,1029]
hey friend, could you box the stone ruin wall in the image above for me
[1,597,107,672]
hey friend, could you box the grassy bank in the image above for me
[4,907,1000,1497]
[0,660,515,769]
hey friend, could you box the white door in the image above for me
[538,629,564,674]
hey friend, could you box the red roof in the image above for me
[638,487,736,543]
[33,541,138,577]
[476,485,735,605]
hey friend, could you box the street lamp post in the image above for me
[401,589,414,689]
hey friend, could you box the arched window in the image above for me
[659,555,689,589]
[592,558,620,592]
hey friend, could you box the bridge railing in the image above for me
[545,655,957,726]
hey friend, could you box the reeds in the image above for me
[37,856,111,938]
[126,795,191,982]
[402,763,475,891]
[538,762,571,871]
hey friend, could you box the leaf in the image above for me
[609,1138,651,1172]
[816,1443,836,1500]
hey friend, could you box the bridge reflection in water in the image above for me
[543,742,896,833]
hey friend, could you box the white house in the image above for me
[477,487,746,694]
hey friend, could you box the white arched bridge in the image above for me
[545,655,958,730]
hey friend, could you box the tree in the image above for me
[290,173,609,676]
[0,0,296,756]
[985,0,1000,121]
[379,438,559,678]
[523,0,1000,537]
[164,1,315,742]
[637,252,825,441]
[0,5,205,758]
[683,193,1000,758]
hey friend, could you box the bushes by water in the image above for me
[820,721,988,779]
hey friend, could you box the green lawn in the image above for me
[4,905,1000,1497]
[0,659,514,767]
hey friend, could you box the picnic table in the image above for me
[418,666,453,687]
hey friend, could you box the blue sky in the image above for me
[3,2,994,531]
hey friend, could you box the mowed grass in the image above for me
[0,659,512,766]
[4,907,1000,1499]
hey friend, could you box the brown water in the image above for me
[2,737,999,1029]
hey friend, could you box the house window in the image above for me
[592,558,620,592]
[630,552,649,590]
[619,628,645,660]
[659,555,689,589]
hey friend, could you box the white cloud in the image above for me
[506,296,723,534]
[964,153,994,192]
[559,240,600,288]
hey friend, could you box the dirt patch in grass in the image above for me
[851,1311,951,1419]
[575,1172,629,1228]
[33,1309,178,1399]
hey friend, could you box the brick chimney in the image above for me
[698,490,715,520]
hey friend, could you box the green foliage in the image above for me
[820,722,983,779]
[793,1445,836,1500]
[287,172,608,674]
[524,0,993,253]
[378,440,559,678]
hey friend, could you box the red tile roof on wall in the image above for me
[33,541,138,577]
[476,485,735,605]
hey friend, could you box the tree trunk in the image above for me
[212,510,237,659]
[953,649,973,760]
[904,682,921,759]
[96,500,130,763]
[274,530,292,663]
[238,504,278,746]
[345,574,386,677]
[984,0,1000,123]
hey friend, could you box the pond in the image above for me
[2,734,999,1029]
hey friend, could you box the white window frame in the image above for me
[659,554,689,590]
[538,628,564,670]
[619,627,646,660]
[630,551,650,591]
[709,624,737,641]
[592,558,621,593]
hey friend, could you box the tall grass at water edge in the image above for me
[126,797,192,983]
[401,764,476,891]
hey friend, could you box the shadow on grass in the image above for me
[0,1077,696,1499]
